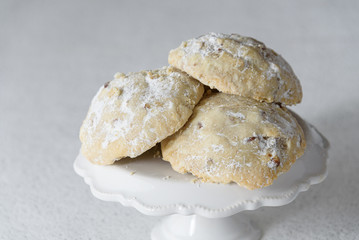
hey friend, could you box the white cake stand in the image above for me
[74,116,329,240]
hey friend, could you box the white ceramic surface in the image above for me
[74,116,328,240]
[74,117,329,218]
[151,214,261,240]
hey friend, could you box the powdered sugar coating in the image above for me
[161,92,306,190]
[169,33,302,105]
[80,66,204,165]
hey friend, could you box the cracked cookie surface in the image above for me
[161,92,306,189]
[169,33,302,105]
[80,66,204,165]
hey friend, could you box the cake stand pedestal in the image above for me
[74,117,329,240]
[151,214,260,240]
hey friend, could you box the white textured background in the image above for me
[1,0,358,239]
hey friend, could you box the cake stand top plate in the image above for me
[74,117,329,218]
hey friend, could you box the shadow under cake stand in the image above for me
[74,117,329,240]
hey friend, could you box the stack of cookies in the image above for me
[80,33,306,190]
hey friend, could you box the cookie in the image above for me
[80,66,204,165]
[161,92,306,189]
[169,33,302,105]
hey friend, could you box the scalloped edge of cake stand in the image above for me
[74,118,329,240]
[74,120,329,218]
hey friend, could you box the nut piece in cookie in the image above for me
[80,66,204,165]
[161,92,306,190]
[169,33,302,105]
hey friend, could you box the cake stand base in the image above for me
[74,115,329,240]
[151,214,261,240]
